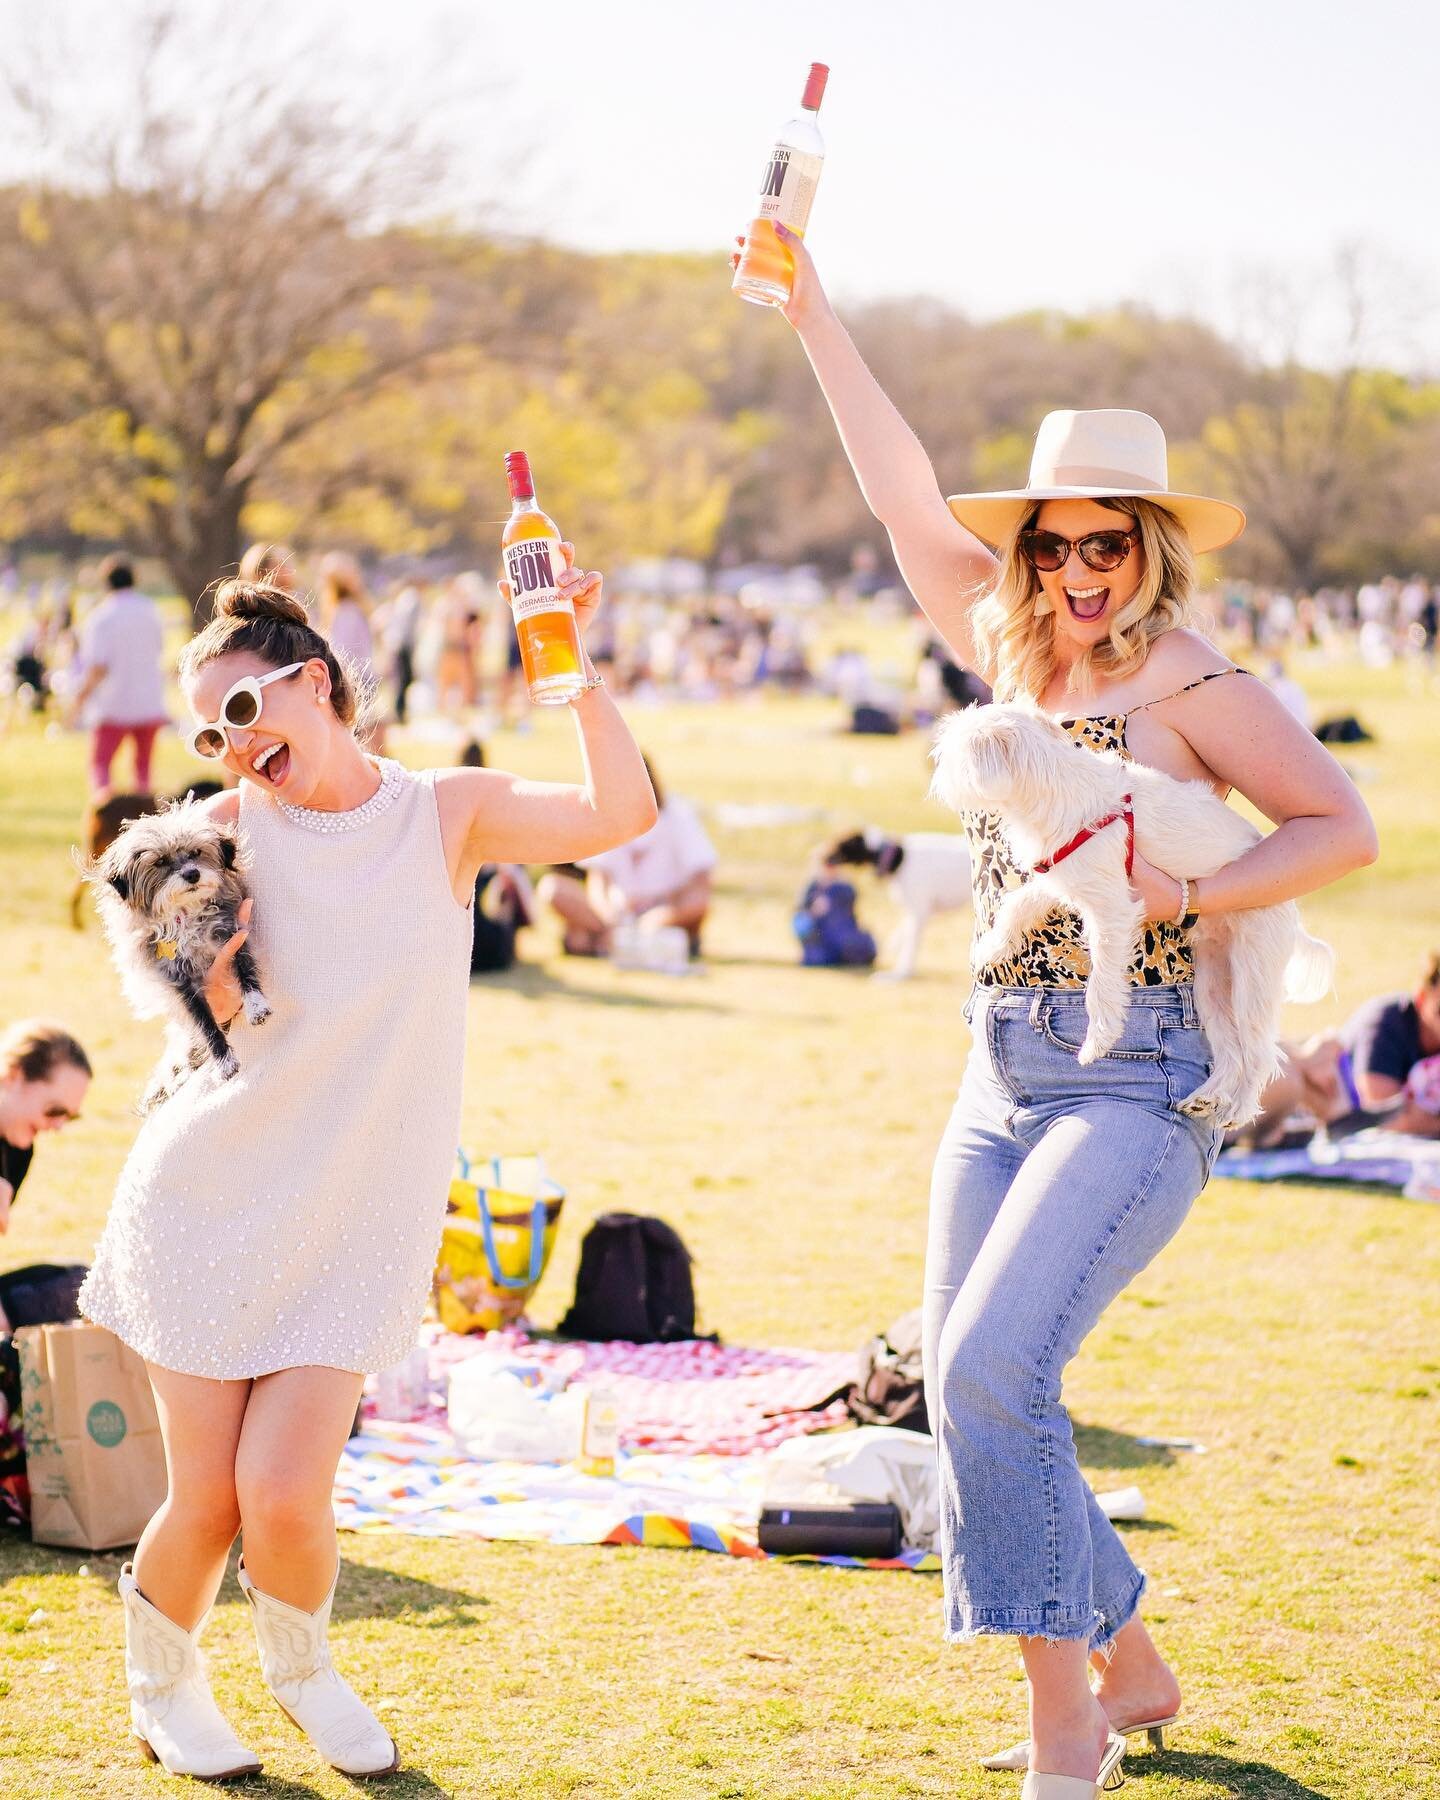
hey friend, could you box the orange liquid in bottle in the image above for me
[501,453,586,705]
[732,63,828,309]
[733,216,800,306]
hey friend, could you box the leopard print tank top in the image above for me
[964,670,1243,989]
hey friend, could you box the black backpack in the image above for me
[0,1263,88,1329]
[558,1213,703,1343]
[1315,714,1374,744]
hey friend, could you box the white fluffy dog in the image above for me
[930,703,1333,1127]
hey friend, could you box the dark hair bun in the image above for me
[213,578,310,628]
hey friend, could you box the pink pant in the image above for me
[91,720,165,793]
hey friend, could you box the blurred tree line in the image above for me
[2,14,1438,621]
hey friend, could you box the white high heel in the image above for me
[983,1713,1178,1772]
[1019,1732,1127,1798]
[119,1565,262,1781]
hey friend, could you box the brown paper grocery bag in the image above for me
[16,1321,166,1551]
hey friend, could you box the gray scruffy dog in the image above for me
[88,800,270,1110]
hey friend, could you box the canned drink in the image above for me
[577,1381,620,1477]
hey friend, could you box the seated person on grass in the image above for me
[1,1021,92,1240]
[538,755,714,958]
[1244,950,1440,1145]
[0,1021,93,1337]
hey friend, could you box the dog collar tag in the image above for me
[155,937,179,960]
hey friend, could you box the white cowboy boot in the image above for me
[237,1558,398,1777]
[119,1565,262,1781]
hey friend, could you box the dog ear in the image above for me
[108,869,130,900]
[219,834,237,869]
[876,841,905,876]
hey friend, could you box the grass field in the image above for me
[1,637,1437,1799]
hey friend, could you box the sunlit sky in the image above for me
[367,0,1439,370]
[15,0,1440,369]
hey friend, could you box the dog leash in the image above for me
[1032,793,1135,880]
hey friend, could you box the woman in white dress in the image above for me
[80,564,655,1781]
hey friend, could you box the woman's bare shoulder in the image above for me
[433,765,496,806]
[433,764,508,837]
[1144,626,1235,684]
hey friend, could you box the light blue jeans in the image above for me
[924,983,1221,1650]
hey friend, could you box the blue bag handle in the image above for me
[477,1194,549,1290]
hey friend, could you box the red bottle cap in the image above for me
[504,451,534,500]
[802,63,829,111]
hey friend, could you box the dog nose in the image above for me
[182,867,201,885]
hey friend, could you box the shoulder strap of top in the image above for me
[1125,666,1252,717]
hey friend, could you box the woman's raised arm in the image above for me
[744,223,997,667]
[437,547,657,891]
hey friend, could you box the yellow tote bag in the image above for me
[434,1152,565,1334]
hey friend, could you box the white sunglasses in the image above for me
[186,662,307,760]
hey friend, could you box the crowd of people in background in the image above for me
[3,539,1437,1005]
[7,552,1438,763]
[1220,574,1440,663]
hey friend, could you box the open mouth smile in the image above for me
[1063,584,1110,622]
[250,741,291,788]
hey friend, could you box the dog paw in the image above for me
[1224,1091,1263,1131]
[1181,1080,1246,1123]
[217,1050,240,1080]
[1078,1022,1124,1064]
[971,932,1006,968]
[243,990,272,1026]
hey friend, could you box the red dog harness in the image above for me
[1032,793,1135,880]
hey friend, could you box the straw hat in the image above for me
[946,409,1245,555]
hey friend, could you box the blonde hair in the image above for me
[0,1020,92,1084]
[970,497,1200,702]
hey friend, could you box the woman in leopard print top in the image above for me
[745,223,1378,1793]
[965,684,1234,990]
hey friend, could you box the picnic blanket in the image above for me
[1216,1127,1440,1199]
[397,1325,857,1456]
[334,1419,939,1572]
[335,1327,940,1571]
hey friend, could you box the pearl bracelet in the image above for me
[1173,876,1191,927]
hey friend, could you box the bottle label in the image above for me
[504,537,572,622]
[754,143,823,233]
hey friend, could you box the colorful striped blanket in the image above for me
[334,1328,939,1573]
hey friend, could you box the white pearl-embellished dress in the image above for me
[80,759,472,1379]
